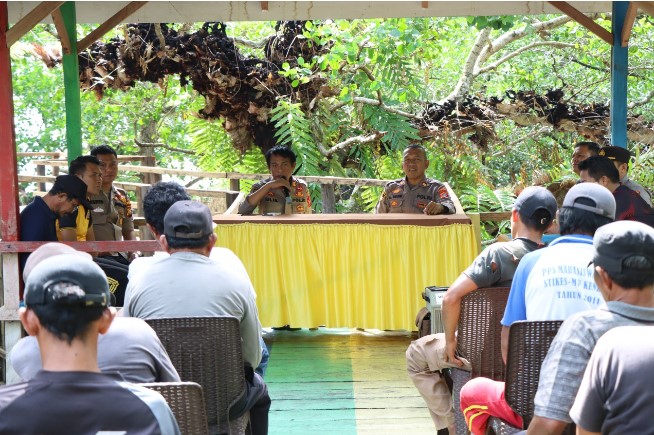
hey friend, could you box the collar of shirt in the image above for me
[549,234,593,246]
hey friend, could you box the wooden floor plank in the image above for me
[265,328,434,434]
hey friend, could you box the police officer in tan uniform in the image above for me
[89,145,136,264]
[376,144,455,215]
[239,146,312,215]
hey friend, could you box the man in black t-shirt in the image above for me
[0,253,180,434]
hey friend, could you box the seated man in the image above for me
[20,174,91,272]
[570,141,600,176]
[579,155,654,227]
[405,186,557,432]
[127,181,270,378]
[376,144,455,214]
[124,200,271,435]
[459,183,616,435]
[10,242,180,384]
[0,251,179,433]
[526,220,654,434]
[571,326,654,435]
[57,155,103,242]
[239,145,312,215]
[599,145,651,206]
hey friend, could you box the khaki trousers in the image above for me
[406,333,471,430]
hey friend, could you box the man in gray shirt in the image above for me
[124,200,271,435]
[524,220,654,434]
[406,186,557,432]
[10,242,179,384]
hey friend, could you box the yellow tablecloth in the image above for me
[215,219,477,331]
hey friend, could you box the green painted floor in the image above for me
[263,328,434,435]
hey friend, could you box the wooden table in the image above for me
[213,214,477,331]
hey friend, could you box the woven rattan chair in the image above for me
[446,287,510,435]
[486,320,564,435]
[145,317,249,435]
[140,382,209,435]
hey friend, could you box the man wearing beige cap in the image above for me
[10,243,180,384]
[0,251,180,434]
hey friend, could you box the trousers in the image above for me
[406,333,471,430]
[459,377,523,434]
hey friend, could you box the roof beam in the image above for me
[77,1,147,53]
[621,2,638,47]
[549,1,614,45]
[5,1,63,47]
[50,7,70,54]
[635,1,654,16]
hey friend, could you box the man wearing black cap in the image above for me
[124,200,271,435]
[530,221,654,435]
[459,183,615,435]
[579,156,654,227]
[19,174,92,271]
[599,145,652,206]
[0,254,180,434]
[405,186,557,433]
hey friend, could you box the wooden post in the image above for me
[59,2,82,162]
[321,183,336,213]
[226,178,240,208]
[37,164,46,192]
[0,2,23,384]
[135,185,152,239]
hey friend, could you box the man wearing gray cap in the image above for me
[534,221,654,434]
[0,254,180,434]
[459,183,616,434]
[405,186,557,433]
[124,200,271,435]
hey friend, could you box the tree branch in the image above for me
[330,96,418,119]
[629,89,654,109]
[445,27,491,102]
[477,41,575,74]
[322,132,386,157]
[231,36,268,49]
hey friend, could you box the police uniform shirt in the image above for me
[239,176,312,215]
[90,185,134,241]
[376,177,456,214]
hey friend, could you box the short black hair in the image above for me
[558,205,612,236]
[30,304,105,344]
[69,155,101,177]
[518,209,552,232]
[578,156,620,184]
[90,145,118,158]
[607,256,654,289]
[143,182,191,235]
[265,146,296,167]
[403,144,427,159]
[574,141,601,155]
[165,234,212,250]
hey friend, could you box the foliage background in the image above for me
[11,14,654,234]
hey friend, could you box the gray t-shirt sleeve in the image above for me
[533,317,595,422]
[569,341,608,432]
[121,383,181,435]
[462,245,503,288]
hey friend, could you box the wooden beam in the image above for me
[5,1,64,47]
[260,1,268,12]
[422,1,429,8]
[621,2,639,47]
[50,7,70,54]
[77,1,147,53]
[548,1,614,45]
[635,1,654,17]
